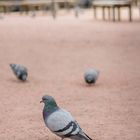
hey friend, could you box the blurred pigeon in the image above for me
[40,95,93,140]
[84,69,99,84]
[10,64,28,81]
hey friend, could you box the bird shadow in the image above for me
[38,136,62,140]
[75,80,101,88]
[38,136,49,140]
[7,78,29,84]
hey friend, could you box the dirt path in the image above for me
[0,12,140,140]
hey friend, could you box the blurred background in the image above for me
[0,1,140,140]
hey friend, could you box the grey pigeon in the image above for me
[40,95,93,140]
[84,69,99,84]
[10,64,28,81]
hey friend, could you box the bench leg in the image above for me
[108,7,111,20]
[51,0,57,19]
[65,0,70,12]
[93,6,97,19]
[129,5,132,22]
[102,6,105,20]
[19,6,25,15]
[29,6,36,17]
[42,5,48,15]
[112,6,115,22]
[118,7,120,21]
[3,6,7,14]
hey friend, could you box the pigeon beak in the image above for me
[40,100,43,103]
[9,64,12,67]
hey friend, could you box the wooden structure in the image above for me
[0,0,51,14]
[0,0,76,17]
[92,0,132,21]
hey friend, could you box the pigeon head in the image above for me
[19,74,27,81]
[40,95,58,108]
[84,69,100,84]
[85,75,95,83]
[10,63,16,69]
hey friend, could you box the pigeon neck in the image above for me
[43,103,59,118]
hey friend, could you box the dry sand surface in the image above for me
[0,11,140,140]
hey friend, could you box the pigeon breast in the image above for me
[45,109,80,137]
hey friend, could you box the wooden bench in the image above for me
[0,0,52,14]
[0,0,76,17]
[92,0,132,21]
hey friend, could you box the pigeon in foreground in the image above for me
[84,69,99,84]
[10,64,28,81]
[40,95,93,140]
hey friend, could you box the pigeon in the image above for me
[10,63,28,81]
[84,69,99,84]
[40,95,93,140]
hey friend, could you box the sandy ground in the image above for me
[0,9,140,140]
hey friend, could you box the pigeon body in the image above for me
[41,95,93,140]
[10,64,28,81]
[84,69,99,84]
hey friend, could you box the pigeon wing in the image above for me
[45,109,80,137]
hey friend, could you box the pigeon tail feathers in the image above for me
[82,132,93,140]
[71,131,93,140]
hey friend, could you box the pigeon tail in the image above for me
[71,131,93,140]
[19,74,27,81]
[82,132,93,140]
